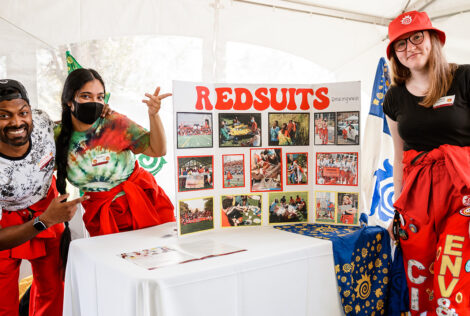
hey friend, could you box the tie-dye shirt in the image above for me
[63,112,150,192]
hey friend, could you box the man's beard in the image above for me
[0,123,33,147]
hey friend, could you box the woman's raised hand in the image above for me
[142,87,172,116]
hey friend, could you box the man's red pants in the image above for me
[0,179,63,316]
[395,145,470,315]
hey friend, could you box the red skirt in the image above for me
[82,162,175,237]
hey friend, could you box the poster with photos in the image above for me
[316,152,358,186]
[268,191,308,224]
[178,196,214,235]
[336,111,360,145]
[222,154,245,188]
[221,194,262,227]
[286,153,308,185]
[250,148,282,192]
[337,192,359,225]
[177,156,214,192]
[314,112,335,145]
[268,113,310,146]
[177,112,213,149]
[315,191,336,224]
[219,113,261,147]
[173,81,361,236]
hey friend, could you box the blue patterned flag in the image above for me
[361,58,394,227]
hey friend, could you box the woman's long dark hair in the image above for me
[56,68,105,273]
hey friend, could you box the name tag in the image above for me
[92,153,111,167]
[38,152,53,170]
[433,95,455,109]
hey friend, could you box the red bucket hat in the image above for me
[387,11,445,59]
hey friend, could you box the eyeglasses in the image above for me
[393,31,425,52]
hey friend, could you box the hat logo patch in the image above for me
[401,15,412,25]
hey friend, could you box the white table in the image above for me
[63,222,343,316]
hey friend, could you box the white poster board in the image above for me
[173,81,361,236]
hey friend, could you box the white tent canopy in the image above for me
[1,0,470,102]
[1,0,470,206]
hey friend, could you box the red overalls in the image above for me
[81,162,175,237]
[395,145,470,315]
[0,178,64,316]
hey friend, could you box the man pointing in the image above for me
[0,79,87,316]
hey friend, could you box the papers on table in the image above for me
[119,240,246,270]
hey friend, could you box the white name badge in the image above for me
[433,95,455,109]
[38,152,53,170]
[92,153,111,167]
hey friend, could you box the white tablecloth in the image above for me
[63,223,343,316]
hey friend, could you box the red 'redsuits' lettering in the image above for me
[195,86,330,111]
[253,88,269,111]
[287,88,297,110]
[215,87,234,110]
[233,88,253,110]
[314,87,330,110]
[195,86,213,110]
[270,88,288,111]
[296,89,314,110]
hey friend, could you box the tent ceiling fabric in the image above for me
[0,0,469,101]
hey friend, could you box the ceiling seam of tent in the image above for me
[406,0,435,13]
[0,16,56,50]
[232,0,392,26]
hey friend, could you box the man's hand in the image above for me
[101,103,113,117]
[39,194,89,228]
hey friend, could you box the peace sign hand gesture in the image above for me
[142,87,172,116]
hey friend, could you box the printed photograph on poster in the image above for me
[176,112,213,149]
[178,196,214,235]
[177,156,214,192]
[222,154,245,188]
[250,148,282,192]
[221,194,262,227]
[314,112,335,145]
[316,152,358,186]
[268,113,310,146]
[268,191,308,224]
[219,113,261,147]
[315,191,336,224]
[336,111,360,145]
[336,192,359,225]
[286,153,308,185]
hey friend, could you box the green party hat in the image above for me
[65,51,110,103]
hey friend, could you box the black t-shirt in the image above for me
[383,64,470,151]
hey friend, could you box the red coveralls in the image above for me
[395,145,470,315]
[82,163,175,237]
[0,179,64,316]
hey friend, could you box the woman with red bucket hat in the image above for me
[383,10,470,315]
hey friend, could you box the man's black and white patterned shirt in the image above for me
[0,110,55,217]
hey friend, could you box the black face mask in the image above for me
[71,101,104,124]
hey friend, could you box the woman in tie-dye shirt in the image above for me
[55,68,175,237]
